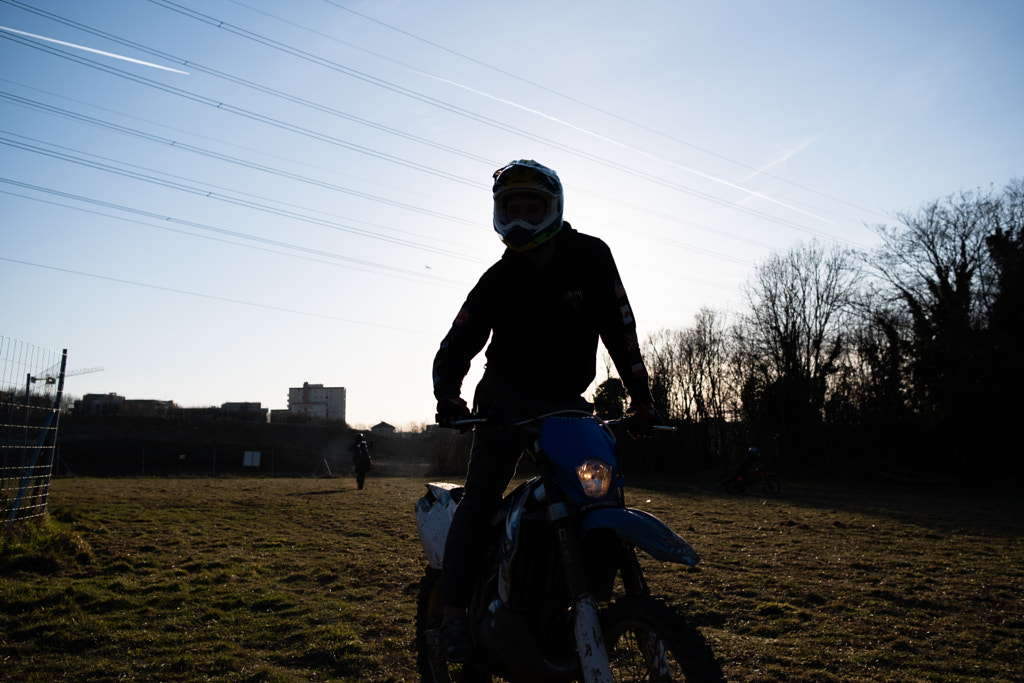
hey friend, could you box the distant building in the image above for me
[120,399,176,418]
[371,421,396,436]
[74,393,175,418]
[74,393,126,416]
[178,405,222,421]
[221,402,269,423]
[286,382,346,423]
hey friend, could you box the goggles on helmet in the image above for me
[492,160,564,251]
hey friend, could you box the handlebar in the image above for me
[443,411,676,432]
[601,417,677,432]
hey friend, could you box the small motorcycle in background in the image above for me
[723,470,781,496]
[414,410,723,682]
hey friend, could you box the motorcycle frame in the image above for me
[426,413,700,682]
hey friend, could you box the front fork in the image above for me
[548,501,615,683]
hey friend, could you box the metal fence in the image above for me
[1,336,67,524]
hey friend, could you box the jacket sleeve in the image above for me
[594,245,654,407]
[431,281,493,400]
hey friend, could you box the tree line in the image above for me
[595,178,1023,479]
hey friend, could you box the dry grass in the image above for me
[1,474,1021,682]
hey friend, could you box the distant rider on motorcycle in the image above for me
[350,433,372,490]
[732,446,765,481]
[432,159,658,661]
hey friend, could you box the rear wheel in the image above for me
[414,567,492,683]
[724,478,744,495]
[602,595,723,682]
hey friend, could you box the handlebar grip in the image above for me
[451,418,487,427]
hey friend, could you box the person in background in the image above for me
[733,446,764,481]
[431,159,658,661]
[350,433,372,490]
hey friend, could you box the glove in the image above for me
[630,403,659,425]
[435,395,472,429]
[622,403,659,435]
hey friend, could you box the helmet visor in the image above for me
[494,192,549,228]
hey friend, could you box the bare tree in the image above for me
[984,179,1024,465]
[738,240,861,466]
[866,187,1000,421]
[846,300,912,420]
[742,241,859,389]
[985,178,1024,367]
[641,328,681,420]
[678,307,733,458]
[675,308,731,423]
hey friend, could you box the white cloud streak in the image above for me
[421,72,830,223]
[0,25,189,75]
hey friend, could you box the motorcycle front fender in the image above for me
[582,507,700,566]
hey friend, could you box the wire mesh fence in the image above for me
[1,336,67,524]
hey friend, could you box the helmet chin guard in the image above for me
[492,160,564,251]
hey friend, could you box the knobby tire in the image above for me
[416,568,723,682]
[415,567,492,683]
[602,595,724,682]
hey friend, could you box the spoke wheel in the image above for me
[762,477,781,496]
[602,595,723,682]
[414,567,493,683]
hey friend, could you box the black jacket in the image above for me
[432,224,653,406]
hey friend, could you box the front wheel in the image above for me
[762,476,781,496]
[414,567,492,683]
[602,595,724,682]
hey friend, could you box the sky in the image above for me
[2,0,1021,429]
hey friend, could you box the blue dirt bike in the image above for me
[414,410,723,682]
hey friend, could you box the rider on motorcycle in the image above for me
[350,433,372,490]
[432,159,658,661]
[732,446,765,481]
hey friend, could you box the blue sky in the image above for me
[2,0,1021,428]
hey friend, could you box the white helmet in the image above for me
[492,160,564,251]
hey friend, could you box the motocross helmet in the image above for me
[748,447,760,457]
[492,160,564,251]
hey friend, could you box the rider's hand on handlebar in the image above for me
[631,403,659,424]
[435,395,472,430]
[622,402,660,436]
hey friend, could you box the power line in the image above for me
[140,0,851,241]
[0,75,484,232]
[0,0,862,300]
[0,29,484,188]
[0,89,793,259]
[1,180,471,288]
[322,0,887,222]
[4,1,855,247]
[144,0,856,242]
[238,0,869,227]
[0,90,484,234]
[0,256,439,335]
[0,132,480,263]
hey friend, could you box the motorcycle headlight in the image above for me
[576,458,613,499]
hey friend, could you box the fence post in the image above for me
[3,342,66,523]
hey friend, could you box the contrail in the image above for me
[421,73,830,223]
[0,25,189,75]
[235,1,830,222]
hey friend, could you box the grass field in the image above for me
[2,474,1022,682]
